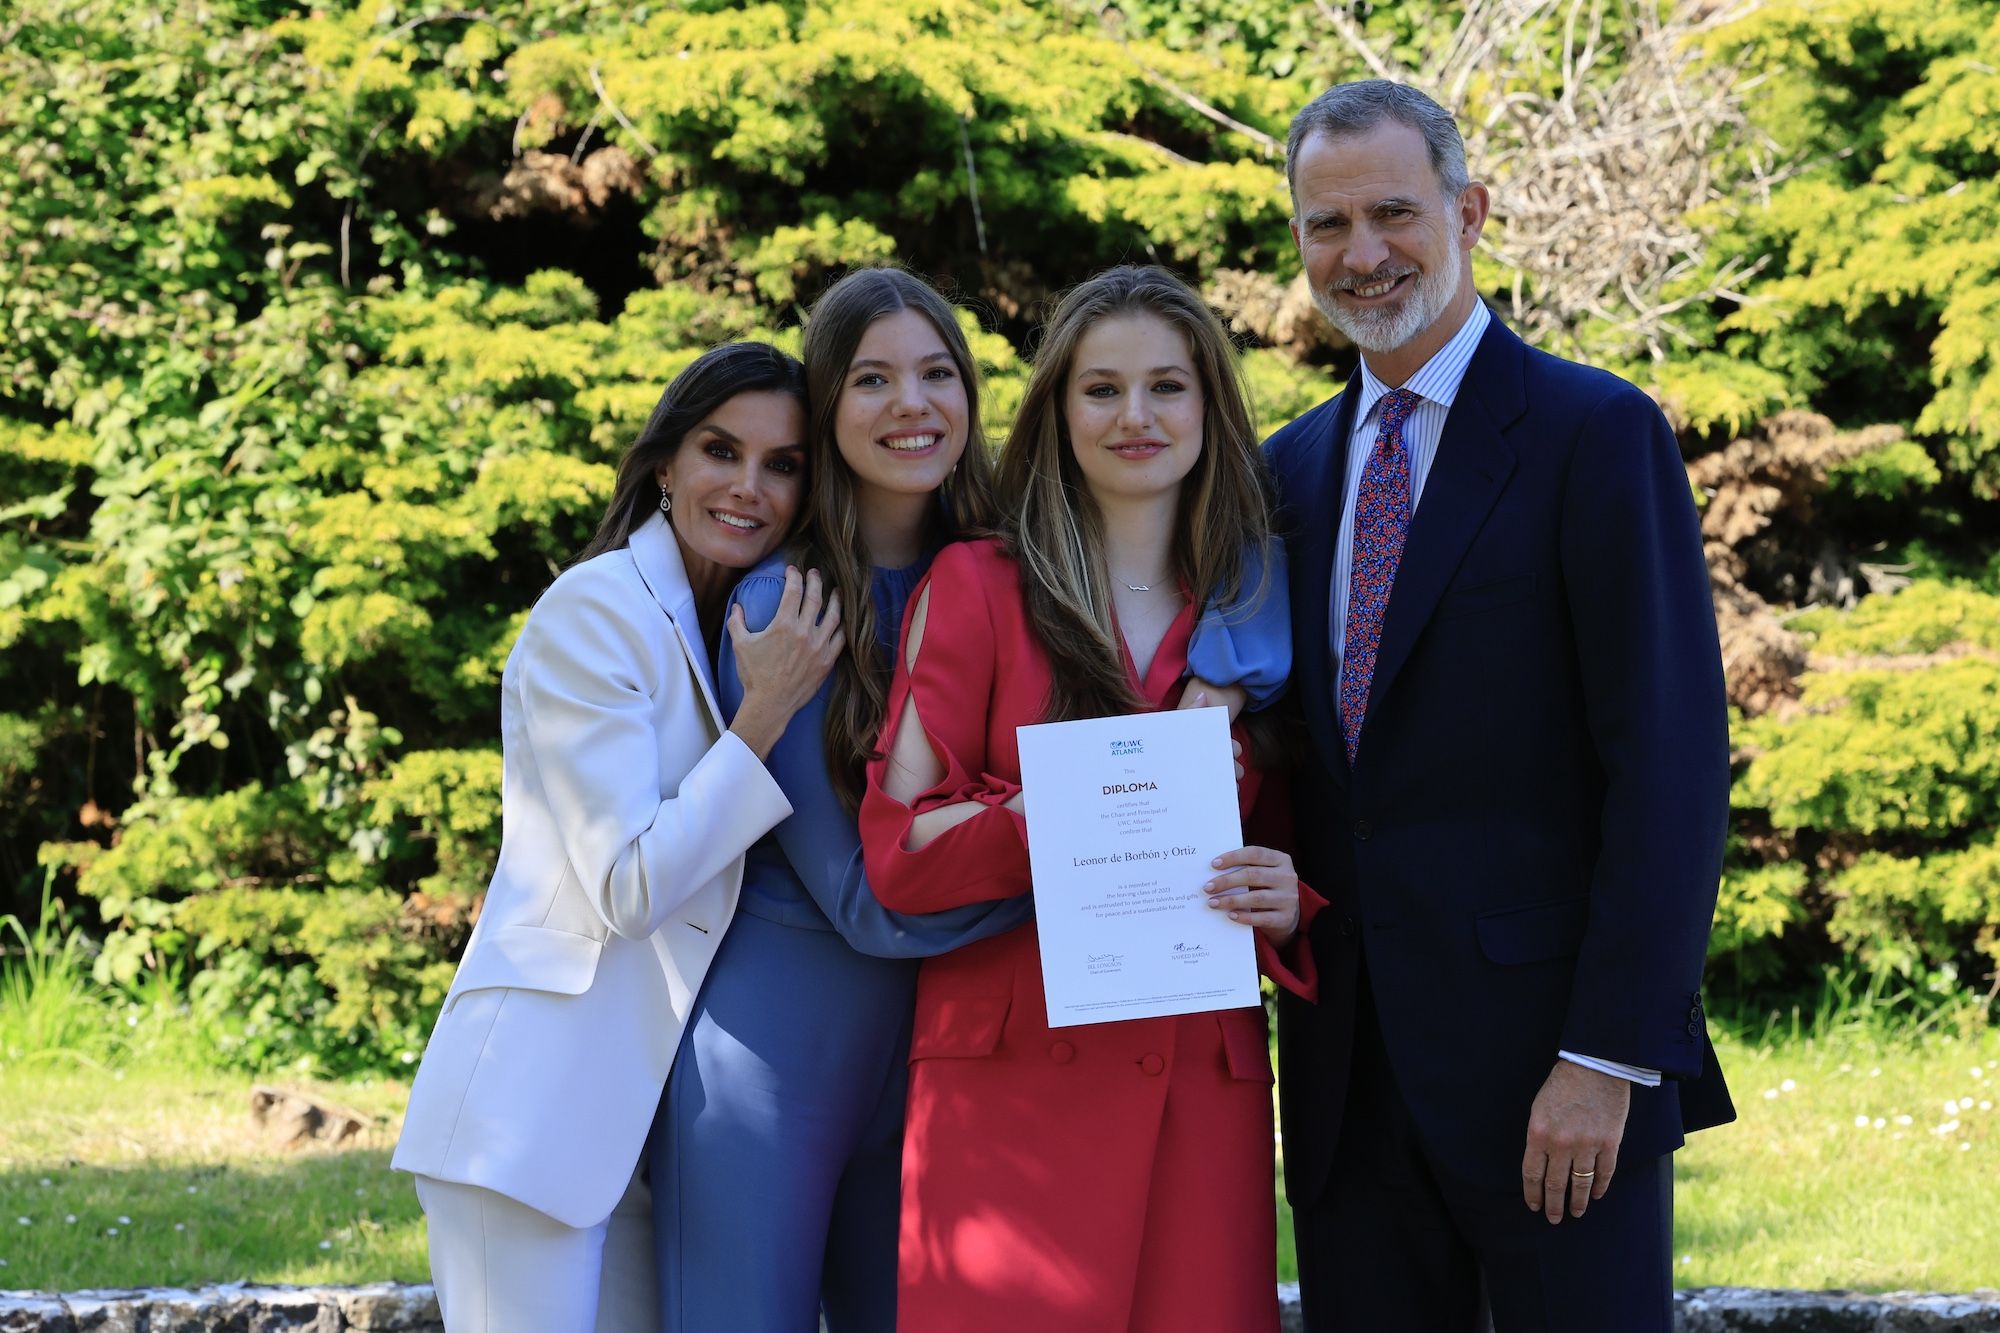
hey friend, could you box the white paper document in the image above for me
[1016,706,1259,1027]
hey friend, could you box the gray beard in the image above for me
[1312,244,1463,354]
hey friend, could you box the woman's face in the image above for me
[832,308,970,503]
[654,389,808,573]
[1063,310,1205,505]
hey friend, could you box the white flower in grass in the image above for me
[1763,1088,1778,1100]
[64,1215,76,1225]
[1870,1067,1883,1078]
[1981,1101,1994,1111]
[1895,1114,1914,1126]
[1962,1142,1974,1151]
[1945,1099,1962,1114]
[14,1217,28,1226]
[1780,1079,1796,1092]
[1973,1066,1986,1079]
[38,1178,50,1188]
[319,1239,333,1250]
[1855,1115,1870,1128]
[186,1186,198,1194]
[1873,1118,1887,1129]
[1680,1255,1692,1265]
[105,1227,118,1236]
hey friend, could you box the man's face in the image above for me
[1289,120,1483,358]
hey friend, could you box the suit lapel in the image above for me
[627,515,726,733]
[1364,321,1526,729]
[1285,386,1360,786]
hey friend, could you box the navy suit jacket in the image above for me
[1269,315,1735,1209]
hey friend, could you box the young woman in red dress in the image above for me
[858,265,1322,1332]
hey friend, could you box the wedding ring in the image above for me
[1570,1168,1596,1180]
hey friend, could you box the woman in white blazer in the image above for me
[392,342,844,1333]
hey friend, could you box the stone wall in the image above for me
[3,1284,1999,1331]
[0,1283,438,1333]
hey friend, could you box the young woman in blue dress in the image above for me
[646,268,1290,1332]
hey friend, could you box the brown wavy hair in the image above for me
[794,268,1000,812]
[996,265,1275,723]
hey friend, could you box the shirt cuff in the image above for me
[1558,1051,1662,1088]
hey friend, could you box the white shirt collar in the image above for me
[1352,300,1491,420]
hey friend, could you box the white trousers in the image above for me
[415,1166,656,1333]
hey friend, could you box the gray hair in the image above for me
[1285,80,1471,211]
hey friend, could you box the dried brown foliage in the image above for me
[1206,269,1351,360]
[1321,0,1775,361]
[466,146,643,222]
[1688,410,1906,716]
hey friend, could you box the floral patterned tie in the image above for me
[1340,388,1421,766]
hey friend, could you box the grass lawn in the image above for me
[4,1029,1997,1294]
[1270,1026,2000,1291]
[0,1063,426,1291]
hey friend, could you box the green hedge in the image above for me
[3,0,1996,1074]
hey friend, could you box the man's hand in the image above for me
[1521,1060,1631,1224]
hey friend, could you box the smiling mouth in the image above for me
[709,510,764,531]
[879,432,942,453]
[1111,439,1167,458]
[1341,272,1414,302]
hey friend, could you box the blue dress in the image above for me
[649,542,1291,1333]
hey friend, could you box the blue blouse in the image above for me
[717,540,1292,956]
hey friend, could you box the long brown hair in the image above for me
[997,265,1275,723]
[794,268,1000,811]
[576,342,808,564]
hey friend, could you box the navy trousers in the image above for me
[649,909,916,1333]
[1294,974,1675,1333]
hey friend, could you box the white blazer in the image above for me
[392,514,792,1229]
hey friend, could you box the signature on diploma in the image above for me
[1087,953,1124,966]
[1171,942,1211,961]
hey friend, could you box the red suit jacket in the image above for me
[861,538,1320,1333]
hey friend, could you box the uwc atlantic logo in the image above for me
[1110,737,1145,757]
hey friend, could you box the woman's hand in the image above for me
[1179,678,1249,722]
[727,567,843,759]
[1202,846,1301,947]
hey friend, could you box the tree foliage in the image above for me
[3,0,1997,1071]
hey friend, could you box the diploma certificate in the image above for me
[1016,706,1259,1027]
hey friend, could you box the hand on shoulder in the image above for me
[727,566,844,759]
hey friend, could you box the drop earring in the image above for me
[659,486,672,515]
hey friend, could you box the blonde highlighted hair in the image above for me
[997,265,1275,723]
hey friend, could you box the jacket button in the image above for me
[1139,1053,1165,1076]
[1352,819,1372,840]
[1340,915,1357,938]
[1049,1040,1076,1065]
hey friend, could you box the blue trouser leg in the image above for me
[650,910,915,1333]
[818,1007,911,1333]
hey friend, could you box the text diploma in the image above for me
[1016,706,1260,1027]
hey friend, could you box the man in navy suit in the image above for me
[1266,81,1735,1332]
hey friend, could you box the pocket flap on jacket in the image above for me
[1217,1012,1275,1085]
[1474,895,1590,965]
[444,923,604,1009]
[907,995,1011,1061]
